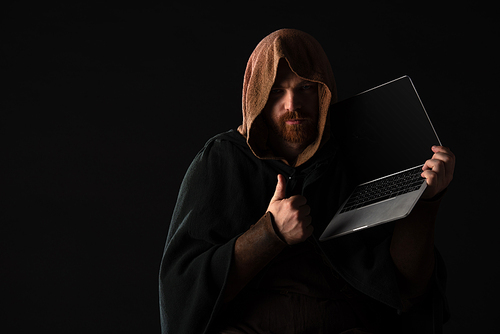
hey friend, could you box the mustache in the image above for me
[280,111,311,122]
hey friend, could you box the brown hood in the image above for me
[237,29,337,167]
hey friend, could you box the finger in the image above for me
[431,146,455,161]
[423,158,445,173]
[431,151,454,163]
[421,169,438,187]
[288,194,308,207]
[421,158,441,188]
[430,154,455,178]
[433,151,455,171]
[423,153,455,180]
[271,174,287,201]
[432,146,455,166]
[301,215,313,228]
[298,204,311,217]
[431,145,454,156]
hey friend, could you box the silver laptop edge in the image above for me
[319,76,441,241]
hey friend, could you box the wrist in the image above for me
[267,211,288,245]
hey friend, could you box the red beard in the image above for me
[274,111,317,144]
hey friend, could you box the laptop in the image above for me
[319,76,441,241]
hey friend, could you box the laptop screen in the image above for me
[331,76,441,185]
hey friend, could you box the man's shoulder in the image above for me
[187,129,254,167]
[204,129,246,147]
[199,129,251,157]
[185,129,261,179]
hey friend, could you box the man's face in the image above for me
[262,60,319,146]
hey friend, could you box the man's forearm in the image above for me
[222,212,287,303]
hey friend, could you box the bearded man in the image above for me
[159,29,455,333]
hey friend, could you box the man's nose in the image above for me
[284,91,302,111]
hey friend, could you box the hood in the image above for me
[237,28,337,167]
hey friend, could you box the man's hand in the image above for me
[267,174,313,245]
[421,146,455,199]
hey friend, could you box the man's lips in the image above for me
[285,118,307,125]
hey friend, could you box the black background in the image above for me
[2,1,498,333]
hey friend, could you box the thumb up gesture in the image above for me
[267,174,313,245]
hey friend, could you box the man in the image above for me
[159,29,455,333]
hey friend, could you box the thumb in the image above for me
[271,174,287,202]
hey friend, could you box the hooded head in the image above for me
[237,29,337,167]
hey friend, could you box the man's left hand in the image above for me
[421,146,456,199]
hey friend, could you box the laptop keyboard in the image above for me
[340,166,425,213]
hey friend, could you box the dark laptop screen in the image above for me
[331,76,441,185]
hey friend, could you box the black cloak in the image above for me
[159,29,449,333]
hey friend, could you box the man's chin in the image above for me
[281,128,317,145]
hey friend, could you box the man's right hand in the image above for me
[266,174,313,245]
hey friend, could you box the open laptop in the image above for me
[319,76,441,241]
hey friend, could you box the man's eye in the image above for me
[270,89,283,94]
[302,85,312,90]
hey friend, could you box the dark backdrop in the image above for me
[2,2,497,333]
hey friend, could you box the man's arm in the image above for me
[222,174,313,303]
[222,212,286,303]
[390,146,455,305]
